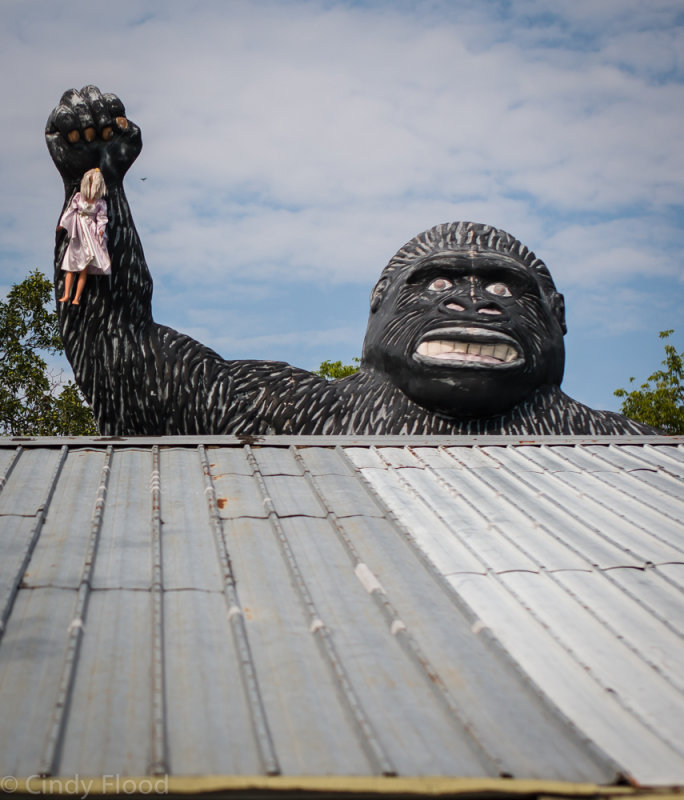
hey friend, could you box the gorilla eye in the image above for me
[427,277,453,292]
[485,282,512,298]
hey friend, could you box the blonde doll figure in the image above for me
[58,167,111,304]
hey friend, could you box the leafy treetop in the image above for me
[614,330,684,435]
[314,358,360,380]
[0,270,98,436]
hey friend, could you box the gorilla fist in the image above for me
[45,85,142,188]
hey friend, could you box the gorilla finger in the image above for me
[59,88,94,133]
[46,103,80,140]
[103,93,127,122]
[80,85,112,136]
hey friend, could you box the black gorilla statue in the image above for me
[46,87,653,436]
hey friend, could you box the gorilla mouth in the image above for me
[414,327,522,367]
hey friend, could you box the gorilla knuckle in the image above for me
[103,93,127,118]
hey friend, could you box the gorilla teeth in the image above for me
[417,340,518,363]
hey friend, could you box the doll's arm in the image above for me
[96,200,108,238]
[57,194,77,234]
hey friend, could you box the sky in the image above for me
[1,0,683,414]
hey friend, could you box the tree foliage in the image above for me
[614,330,684,434]
[315,358,360,380]
[0,270,98,436]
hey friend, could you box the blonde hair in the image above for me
[80,168,107,202]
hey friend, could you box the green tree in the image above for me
[315,358,360,380]
[0,270,98,436]
[614,330,684,434]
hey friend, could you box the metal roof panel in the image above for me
[652,562,684,590]
[500,571,684,752]
[162,589,263,775]
[278,515,498,776]
[0,447,64,517]
[22,449,107,588]
[0,437,683,787]
[448,572,684,786]
[626,443,684,475]
[307,472,386,518]
[0,446,20,486]
[212,473,269,519]
[222,515,373,775]
[91,448,153,590]
[158,449,224,591]
[252,448,304,476]
[58,590,154,776]
[552,569,684,694]
[610,567,684,638]
[0,587,75,777]
[356,465,488,575]
[296,446,355,476]
[262,474,327,518]
[0,516,38,611]
[205,447,255,475]
[334,515,617,783]
[425,465,592,571]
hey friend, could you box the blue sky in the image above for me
[1,0,683,413]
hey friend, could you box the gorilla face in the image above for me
[362,249,566,417]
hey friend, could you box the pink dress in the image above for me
[59,193,111,274]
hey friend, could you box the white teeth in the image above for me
[416,339,518,363]
[493,344,507,361]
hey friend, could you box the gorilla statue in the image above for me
[46,87,653,436]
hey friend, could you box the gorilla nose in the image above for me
[445,300,502,316]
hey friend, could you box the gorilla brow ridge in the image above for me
[383,221,556,295]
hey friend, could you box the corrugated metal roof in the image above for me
[0,435,683,791]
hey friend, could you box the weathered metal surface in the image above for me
[0,437,682,786]
[22,449,107,589]
[58,590,153,776]
[90,448,153,589]
[0,587,76,775]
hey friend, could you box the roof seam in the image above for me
[290,446,505,778]
[197,444,280,777]
[340,445,627,776]
[38,446,114,778]
[0,445,68,642]
[546,447,684,538]
[244,444,396,777]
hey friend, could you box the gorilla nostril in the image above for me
[446,302,465,311]
[478,306,503,316]
[84,127,96,142]
[67,130,80,143]
[101,126,113,141]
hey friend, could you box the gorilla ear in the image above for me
[551,292,567,335]
[370,276,390,313]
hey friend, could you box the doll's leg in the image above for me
[72,269,88,305]
[59,271,75,303]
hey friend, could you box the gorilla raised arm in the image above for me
[46,86,653,436]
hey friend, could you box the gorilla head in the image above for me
[362,221,567,417]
